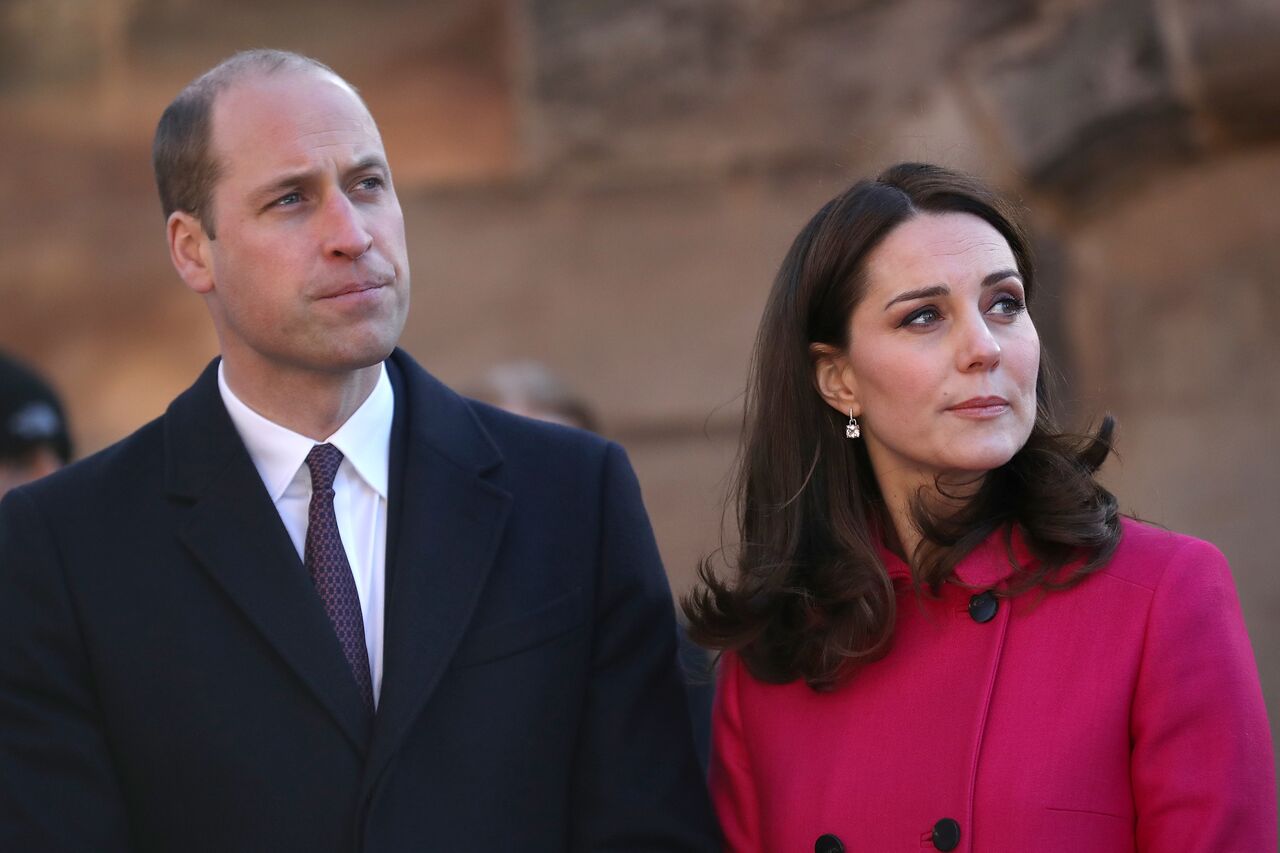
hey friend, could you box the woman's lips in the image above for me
[948,396,1010,418]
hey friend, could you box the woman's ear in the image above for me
[167,211,215,295]
[809,342,861,418]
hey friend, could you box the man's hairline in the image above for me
[194,64,371,240]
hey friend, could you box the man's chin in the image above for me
[323,343,399,373]
[320,322,405,370]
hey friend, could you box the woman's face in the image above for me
[819,211,1040,501]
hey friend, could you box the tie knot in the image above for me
[305,443,345,492]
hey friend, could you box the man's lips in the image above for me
[317,279,389,300]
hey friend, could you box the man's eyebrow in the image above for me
[251,156,390,203]
[252,169,319,203]
[882,269,1023,311]
[348,155,389,176]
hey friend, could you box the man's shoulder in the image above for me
[464,397,624,491]
[13,414,168,511]
[467,397,609,457]
[390,349,615,477]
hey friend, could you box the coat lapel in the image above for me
[165,360,373,754]
[363,351,511,794]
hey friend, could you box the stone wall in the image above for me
[2,0,1277,789]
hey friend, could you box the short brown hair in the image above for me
[151,49,343,239]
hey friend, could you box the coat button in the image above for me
[932,817,961,851]
[815,833,845,853]
[968,590,998,623]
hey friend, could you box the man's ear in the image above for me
[167,211,214,295]
[809,342,862,418]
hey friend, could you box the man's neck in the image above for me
[220,357,383,441]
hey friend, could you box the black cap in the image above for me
[0,351,72,463]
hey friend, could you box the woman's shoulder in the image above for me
[1095,517,1230,593]
[716,649,815,705]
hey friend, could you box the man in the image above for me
[467,360,714,770]
[0,351,72,498]
[0,50,717,852]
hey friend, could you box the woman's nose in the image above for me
[956,313,1001,371]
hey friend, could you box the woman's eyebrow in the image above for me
[884,284,947,311]
[882,269,1022,311]
[983,268,1022,288]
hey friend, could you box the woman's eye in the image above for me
[902,307,942,327]
[988,294,1026,316]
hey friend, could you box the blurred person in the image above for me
[0,50,717,852]
[685,163,1275,852]
[470,359,600,432]
[0,351,72,497]
[469,359,714,770]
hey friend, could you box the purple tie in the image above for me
[304,443,375,712]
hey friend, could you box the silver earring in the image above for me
[845,409,861,439]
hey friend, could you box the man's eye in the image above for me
[353,177,384,192]
[273,192,302,207]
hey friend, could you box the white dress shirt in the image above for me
[218,362,393,706]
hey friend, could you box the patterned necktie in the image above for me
[304,443,375,712]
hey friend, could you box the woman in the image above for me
[685,163,1275,852]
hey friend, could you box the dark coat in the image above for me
[0,349,718,852]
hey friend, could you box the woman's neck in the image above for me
[878,470,986,564]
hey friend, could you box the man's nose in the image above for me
[321,194,374,260]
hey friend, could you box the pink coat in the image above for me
[711,519,1276,852]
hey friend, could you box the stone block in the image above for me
[1164,0,1280,141]
[524,0,1038,181]
[968,0,1196,200]
[0,0,103,89]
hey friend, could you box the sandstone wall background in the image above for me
[3,0,1278,788]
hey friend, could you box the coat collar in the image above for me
[163,350,503,498]
[876,524,1038,590]
[162,351,513,775]
[363,349,511,796]
[164,359,376,752]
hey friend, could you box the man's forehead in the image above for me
[209,68,382,164]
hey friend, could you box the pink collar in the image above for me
[874,524,1038,589]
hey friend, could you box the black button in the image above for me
[968,590,998,623]
[815,833,845,853]
[932,817,961,851]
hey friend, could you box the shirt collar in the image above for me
[326,365,392,499]
[217,361,393,502]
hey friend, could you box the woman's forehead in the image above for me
[863,212,1016,293]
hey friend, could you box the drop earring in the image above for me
[845,409,861,439]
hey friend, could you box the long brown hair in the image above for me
[683,163,1120,691]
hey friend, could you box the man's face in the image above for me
[199,68,410,381]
